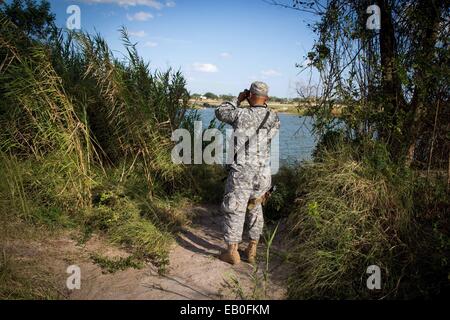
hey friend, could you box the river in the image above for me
[193,108,317,166]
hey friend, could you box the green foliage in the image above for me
[219,94,235,101]
[90,253,144,274]
[0,251,60,299]
[204,92,218,100]
[268,96,289,104]
[31,207,75,229]
[0,17,92,207]
[0,1,197,293]
[0,153,82,228]
[51,27,190,193]
[286,142,449,299]
[109,219,171,274]
[407,175,450,297]
[264,166,301,221]
[298,0,449,166]
[186,164,227,204]
[1,0,55,40]
[84,184,175,273]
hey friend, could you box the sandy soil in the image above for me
[3,205,289,300]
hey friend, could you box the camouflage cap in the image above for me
[249,81,269,97]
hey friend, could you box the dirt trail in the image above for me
[5,205,288,300]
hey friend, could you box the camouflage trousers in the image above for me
[221,165,272,244]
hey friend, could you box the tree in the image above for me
[204,92,218,100]
[219,94,235,101]
[1,0,55,40]
[271,0,449,169]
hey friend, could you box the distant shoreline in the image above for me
[191,105,306,115]
[189,99,309,115]
[189,99,342,116]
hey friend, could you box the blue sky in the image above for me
[46,0,319,97]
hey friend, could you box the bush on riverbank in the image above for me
[285,141,450,299]
[0,4,194,292]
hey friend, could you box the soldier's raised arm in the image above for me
[215,90,249,125]
[215,100,240,125]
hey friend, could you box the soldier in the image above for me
[215,81,280,265]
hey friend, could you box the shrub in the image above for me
[0,8,195,282]
[85,186,174,272]
[286,142,448,299]
[264,166,301,221]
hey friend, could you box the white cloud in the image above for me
[127,11,154,21]
[261,69,282,77]
[192,63,218,73]
[156,37,190,44]
[102,11,117,17]
[81,0,164,9]
[144,41,158,47]
[220,52,231,59]
[165,1,176,7]
[129,30,147,37]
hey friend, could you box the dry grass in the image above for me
[0,13,195,298]
[286,144,417,299]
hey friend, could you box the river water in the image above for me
[193,108,317,166]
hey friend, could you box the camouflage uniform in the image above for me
[215,85,280,244]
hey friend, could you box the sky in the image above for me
[45,0,319,98]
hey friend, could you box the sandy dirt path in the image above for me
[5,205,288,300]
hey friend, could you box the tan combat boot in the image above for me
[219,243,241,265]
[244,240,258,264]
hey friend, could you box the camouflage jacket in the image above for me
[215,100,280,171]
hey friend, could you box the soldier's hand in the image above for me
[237,91,248,105]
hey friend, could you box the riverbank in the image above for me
[1,204,288,300]
[189,99,343,116]
[190,99,305,115]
